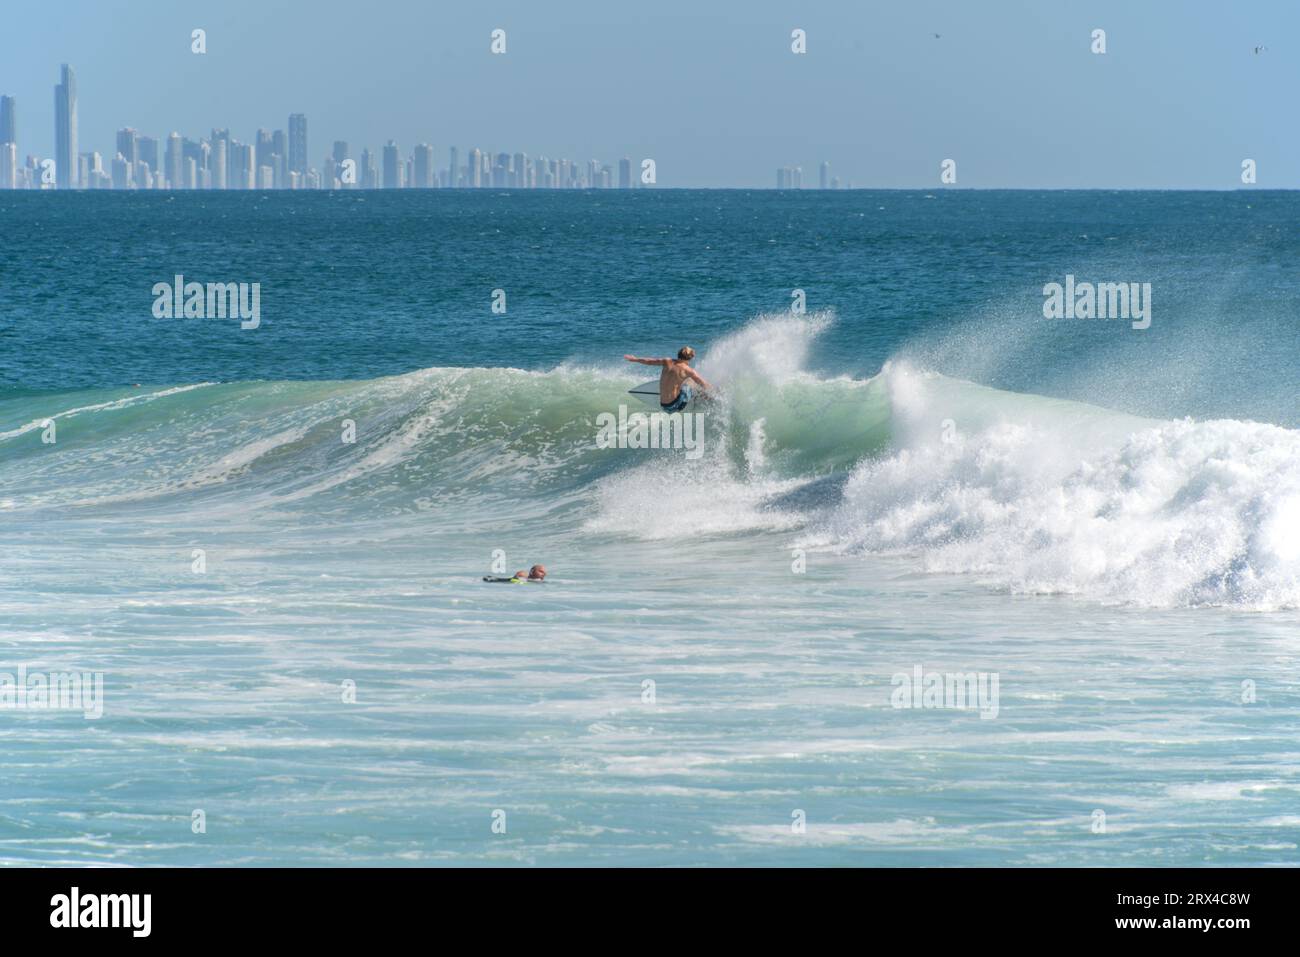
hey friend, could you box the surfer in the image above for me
[483,564,547,584]
[623,347,713,412]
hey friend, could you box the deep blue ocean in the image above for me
[1,190,1298,865]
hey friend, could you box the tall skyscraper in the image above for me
[819,161,830,189]
[382,141,400,188]
[231,142,254,189]
[54,64,77,188]
[359,147,378,189]
[254,129,273,176]
[288,114,307,176]
[79,151,105,188]
[182,138,203,186]
[324,140,345,188]
[212,137,227,189]
[0,96,15,147]
[412,144,434,188]
[115,128,138,166]
[448,147,459,187]
[210,129,230,189]
[138,136,159,177]
[110,152,131,189]
[270,129,287,186]
[0,142,16,190]
[165,133,183,189]
[467,148,482,187]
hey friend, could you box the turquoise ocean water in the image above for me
[1,190,1298,865]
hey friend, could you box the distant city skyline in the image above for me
[2,1,1298,188]
[0,63,651,190]
[2,62,854,191]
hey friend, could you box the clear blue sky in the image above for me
[2,0,1296,187]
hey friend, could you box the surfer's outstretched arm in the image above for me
[624,355,668,366]
[686,367,713,392]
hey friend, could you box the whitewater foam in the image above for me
[808,362,1300,609]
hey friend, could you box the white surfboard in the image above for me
[629,379,708,410]
[628,379,665,407]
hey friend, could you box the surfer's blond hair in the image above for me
[677,346,695,361]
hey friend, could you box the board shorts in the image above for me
[660,384,692,413]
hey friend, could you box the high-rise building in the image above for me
[359,148,377,189]
[448,147,459,187]
[467,148,482,187]
[412,144,434,188]
[54,64,77,188]
[110,153,131,189]
[288,114,307,175]
[113,153,133,190]
[231,142,254,189]
[618,157,632,189]
[182,137,206,188]
[210,130,230,189]
[271,129,288,186]
[513,152,528,188]
[0,142,16,190]
[819,161,830,189]
[254,129,273,175]
[79,151,104,188]
[138,136,159,177]
[382,141,400,188]
[0,95,15,147]
[328,140,349,188]
[164,133,183,188]
[115,128,138,165]
[211,136,227,188]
